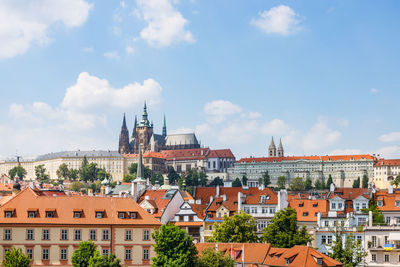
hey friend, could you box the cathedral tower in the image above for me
[133,102,154,153]
[118,114,131,154]
[277,138,284,157]
[268,137,277,157]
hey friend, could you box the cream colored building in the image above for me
[373,159,400,189]
[0,187,161,266]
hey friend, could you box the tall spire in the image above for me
[278,138,284,157]
[139,101,150,127]
[118,113,130,154]
[268,137,277,157]
[132,115,137,139]
[162,114,167,137]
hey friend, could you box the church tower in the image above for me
[268,137,277,157]
[277,138,284,157]
[118,114,131,154]
[131,115,137,140]
[133,101,154,153]
[162,115,167,138]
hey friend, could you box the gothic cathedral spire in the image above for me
[118,113,131,154]
[162,114,167,137]
[268,137,277,157]
[277,138,284,157]
[132,115,137,139]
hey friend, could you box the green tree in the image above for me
[392,174,400,187]
[167,167,180,185]
[128,163,152,179]
[241,175,248,186]
[71,181,85,192]
[262,208,312,248]
[362,175,369,188]
[79,156,90,182]
[260,172,271,187]
[362,199,385,225]
[35,164,49,183]
[232,178,242,187]
[151,173,164,186]
[326,175,333,189]
[72,240,97,267]
[86,163,99,182]
[314,179,322,190]
[305,178,313,190]
[56,163,69,180]
[197,248,235,267]
[330,232,367,267]
[8,166,27,180]
[122,173,136,183]
[277,176,287,189]
[1,247,30,267]
[209,177,224,187]
[210,211,258,243]
[88,251,121,267]
[152,224,198,267]
[352,177,360,188]
[199,172,208,187]
[68,168,79,180]
[97,168,111,181]
[289,177,305,191]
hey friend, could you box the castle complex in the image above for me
[118,102,200,154]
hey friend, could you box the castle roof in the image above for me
[165,133,199,147]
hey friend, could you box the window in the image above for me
[90,230,96,240]
[371,254,376,262]
[362,203,367,209]
[125,230,132,240]
[102,249,109,256]
[42,229,49,240]
[4,211,13,218]
[299,203,304,207]
[269,208,276,214]
[26,248,33,260]
[60,248,67,260]
[372,236,377,247]
[143,248,149,260]
[4,229,11,240]
[324,221,329,227]
[189,215,194,222]
[385,236,389,244]
[102,230,109,240]
[96,212,104,218]
[73,211,82,218]
[327,235,332,244]
[42,248,49,260]
[143,230,150,241]
[74,229,81,240]
[45,211,55,218]
[358,218,367,226]
[356,235,362,243]
[331,203,336,210]
[118,212,126,219]
[338,203,343,210]
[217,212,221,218]
[125,249,132,260]
[395,201,400,207]
[28,211,36,218]
[355,203,360,211]
[303,212,309,216]
[386,216,391,224]
[61,229,68,240]
[27,229,34,240]
[321,235,326,244]
[129,212,137,219]
[384,254,389,262]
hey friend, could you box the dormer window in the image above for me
[129,212,137,219]
[299,203,304,207]
[378,201,383,207]
[303,212,309,216]
[73,211,82,218]
[317,258,323,265]
[285,258,290,265]
[45,210,55,218]
[27,211,37,218]
[118,212,126,219]
[313,203,318,207]
[4,211,13,218]
[96,211,104,218]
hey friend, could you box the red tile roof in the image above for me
[238,154,375,163]
[160,148,210,160]
[328,188,370,200]
[138,190,173,218]
[207,149,235,159]
[289,199,328,222]
[375,190,400,211]
[123,152,165,159]
[375,159,400,167]
[0,187,161,226]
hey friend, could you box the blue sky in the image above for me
[1,0,400,160]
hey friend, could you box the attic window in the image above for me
[118,212,126,219]
[377,201,383,207]
[96,211,104,218]
[4,211,13,218]
[317,258,323,265]
[129,212,137,219]
[303,212,309,216]
[285,258,290,265]
[313,203,318,207]
[73,211,83,218]
[45,211,55,218]
[299,203,304,207]
[27,210,37,218]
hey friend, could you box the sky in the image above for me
[1,0,400,160]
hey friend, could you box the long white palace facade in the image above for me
[228,137,376,188]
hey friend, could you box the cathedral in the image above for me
[118,102,201,154]
[268,137,284,157]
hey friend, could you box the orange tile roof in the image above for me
[207,149,235,159]
[138,189,173,218]
[0,187,161,226]
[375,190,400,211]
[191,203,207,220]
[238,154,375,163]
[160,148,210,160]
[328,188,370,200]
[0,184,12,192]
[264,245,342,267]
[375,159,400,167]
[173,221,203,226]
[123,152,165,159]
[289,199,328,222]
[196,243,271,264]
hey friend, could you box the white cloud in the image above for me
[250,5,301,35]
[203,100,242,124]
[104,51,120,60]
[0,0,92,59]
[218,121,259,145]
[62,72,163,110]
[248,112,262,119]
[261,119,290,135]
[379,132,400,142]
[302,119,341,151]
[169,127,193,134]
[370,88,379,94]
[136,0,195,47]
[0,73,164,157]
[329,149,362,155]
[337,118,349,127]
[126,45,135,54]
[377,146,400,158]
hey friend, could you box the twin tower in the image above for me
[268,137,284,157]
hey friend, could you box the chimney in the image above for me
[209,196,214,205]
[216,185,220,197]
[368,211,373,227]
[317,212,321,227]
[238,192,242,211]
[222,194,227,201]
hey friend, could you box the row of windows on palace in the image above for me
[4,246,150,262]
[2,228,151,242]
[4,210,138,219]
